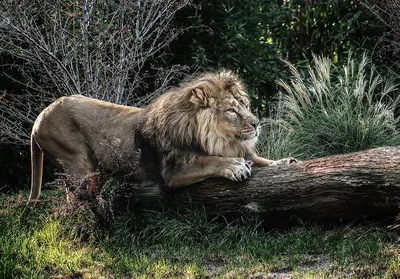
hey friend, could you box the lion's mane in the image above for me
[138,70,255,176]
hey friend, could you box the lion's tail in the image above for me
[28,134,44,204]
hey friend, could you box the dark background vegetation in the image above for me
[0,0,399,192]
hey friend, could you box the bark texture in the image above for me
[163,146,400,226]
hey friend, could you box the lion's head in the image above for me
[141,70,260,159]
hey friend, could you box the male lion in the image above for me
[29,70,295,202]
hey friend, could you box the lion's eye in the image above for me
[239,99,245,105]
[227,108,236,113]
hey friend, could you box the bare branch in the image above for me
[365,0,400,73]
[0,0,191,145]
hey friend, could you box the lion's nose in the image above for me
[251,119,260,129]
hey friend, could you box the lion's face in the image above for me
[192,89,260,157]
[215,93,260,142]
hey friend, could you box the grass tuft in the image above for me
[260,53,400,160]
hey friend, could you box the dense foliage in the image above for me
[168,0,392,109]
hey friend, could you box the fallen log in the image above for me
[158,146,400,226]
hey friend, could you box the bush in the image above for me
[264,53,400,160]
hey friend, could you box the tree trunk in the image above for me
[161,146,400,226]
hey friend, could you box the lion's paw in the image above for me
[221,158,252,182]
[272,157,299,166]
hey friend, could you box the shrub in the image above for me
[267,53,400,160]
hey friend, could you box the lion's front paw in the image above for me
[221,158,252,182]
[272,157,299,166]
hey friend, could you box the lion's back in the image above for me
[32,95,143,172]
[34,95,141,134]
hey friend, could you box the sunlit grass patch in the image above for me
[20,220,92,274]
[102,251,206,279]
[0,192,100,279]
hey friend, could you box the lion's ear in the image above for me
[189,87,209,107]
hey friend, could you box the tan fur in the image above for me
[29,95,142,202]
[29,70,295,202]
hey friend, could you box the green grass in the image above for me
[1,190,400,278]
[260,53,400,160]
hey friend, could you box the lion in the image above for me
[28,70,296,203]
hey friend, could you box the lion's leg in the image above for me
[28,134,96,203]
[251,155,275,166]
[251,155,298,167]
[36,135,96,180]
[62,156,96,179]
[48,147,96,199]
[165,156,252,188]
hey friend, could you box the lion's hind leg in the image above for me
[32,134,97,196]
